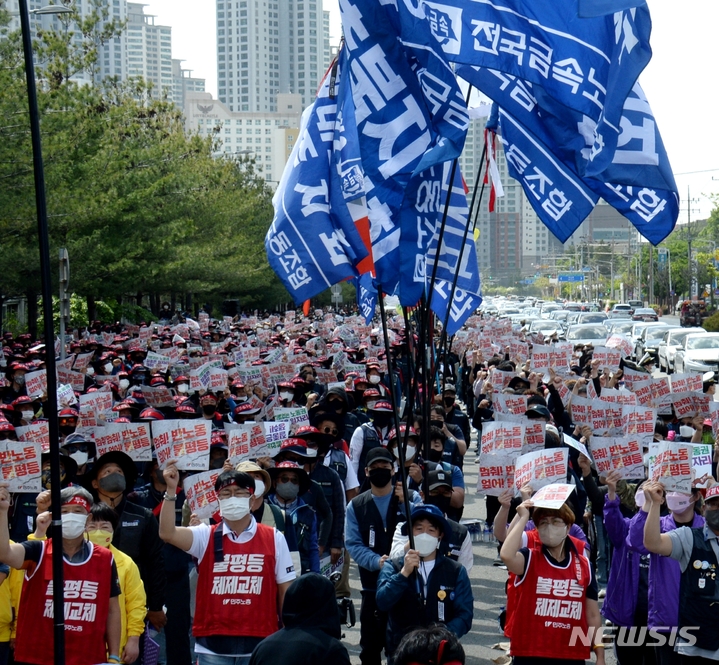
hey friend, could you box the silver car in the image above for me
[657,327,705,373]
[674,333,719,374]
[564,324,609,348]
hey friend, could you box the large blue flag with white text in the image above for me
[431,280,483,337]
[266,59,369,303]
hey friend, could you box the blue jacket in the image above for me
[627,509,705,629]
[601,497,641,626]
[268,493,320,574]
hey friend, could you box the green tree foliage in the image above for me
[0,4,289,333]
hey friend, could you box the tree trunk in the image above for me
[149,293,159,317]
[170,291,176,313]
[87,295,97,325]
[26,289,38,340]
[185,291,192,314]
[136,292,143,310]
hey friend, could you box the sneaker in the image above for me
[598,589,606,599]
[492,556,504,567]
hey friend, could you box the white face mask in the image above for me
[104,363,113,374]
[119,379,130,390]
[252,480,265,497]
[21,410,34,421]
[368,375,381,385]
[86,367,95,376]
[61,512,88,539]
[366,401,378,410]
[219,497,250,521]
[69,451,88,467]
[177,384,189,394]
[414,532,439,557]
[405,445,416,461]
[635,489,646,508]
[538,523,568,548]
[280,392,293,402]
[666,492,691,513]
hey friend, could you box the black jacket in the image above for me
[250,573,350,665]
[112,497,166,611]
[309,463,345,550]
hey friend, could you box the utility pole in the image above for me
[649,244,654,305]
[687,185,694,300]
[610,240,615,302]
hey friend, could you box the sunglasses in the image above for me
[322,427,339,435]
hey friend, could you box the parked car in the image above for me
[604,320,635,336]
[674,333,719,374]
[575,312,609,325]
[564,324,609,348]
[630,322,669,359]
[612,303,635,315]
[657,327,705,373]
[528,319,561,337]
[635,323,674,363]
[632,307,659,322]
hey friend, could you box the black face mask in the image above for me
[59,425,76,436]
[210,457,226,470]
[443,396,455,408]
[373,414,392,428]
[427,494,451,515]
[98,473,126,493]
[427,449,444,463]
[368,467,392,488]
[202,405,217,417]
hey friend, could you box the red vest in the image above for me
[509,535,592,661]
[193,522,279,639]
[504,529,539,639]
[16,541,113,665]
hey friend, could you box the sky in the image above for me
[144,0,719,220]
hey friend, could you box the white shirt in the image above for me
[349,424,389,474]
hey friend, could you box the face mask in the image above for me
[366,400,378,410]
[252,479,265,497]
[280,392,293,401]
[69,450,88,467]
[538,523,568,548]
[60,425,76,436]
[14,375,25,386]
[202,405,216,416]
[368,467,392,488]
[705,509,719,532]
[177,383,189,394]
[368,375,381,385]
[104,363,113,373]
[98,472,126,494]
[405,445,416,461]
[219,497,250,521]
[443,396,455,408]
[276,480,300,501]
[21,410,34,421]
[427,494,451,515]
[86,367,95,377]
[635,489,646,508]
[119,379,130,390]
[414,533,439,557]
[373,414,391,428]
[666,492,691,513]
[87,529,113,548]
[61,512,88,539]
[210,457,226,470]
[428,449,444,463]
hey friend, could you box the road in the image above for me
[342,447,618,664]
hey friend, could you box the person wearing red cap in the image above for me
[159,464,295,665]
[0,485,122,665]
[349,400,394,485]
[644,481,719,662]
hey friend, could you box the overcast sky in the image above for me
[144,0,719,220]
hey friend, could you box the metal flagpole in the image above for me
[18,1,66,662]
[378,290,415,551]
[438,144,488,390]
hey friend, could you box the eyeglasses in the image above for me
[322,427,339,435]
[218,489,251,500]
[537,518,566,528]
[278,475,299,485]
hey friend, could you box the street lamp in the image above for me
[18,2,69,664]
[31,5,73,15]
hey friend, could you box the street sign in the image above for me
[330,284,343,304]
[558,274,585,283]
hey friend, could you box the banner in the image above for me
[183,470,221,520]
[274,407,310,430]
[0,442,42,492]
[477,453,516,496]
[263,421,291,458]
[95,422,153,462]
[24,370,47,398]
[153,419,211,471]
[532,483,575,509]
[590,436,644,479]
[141,385,176,409]
[649,442,693,493]
[143,351,171,372]
[16,422,50,452]
[480,421,526,456]
[514,448,568,491]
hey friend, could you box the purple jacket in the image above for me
[627,509,705,629]
[601,497,641,626]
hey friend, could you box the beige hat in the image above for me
[236,461,271,496]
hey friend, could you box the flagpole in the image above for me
[438,143,488,391]
[377,290,415,551]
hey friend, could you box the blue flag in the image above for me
[393,0,652,135]
[578,0,647,18]
[356,272,378,325]
[430,280,483,337]
[340,0,469,300]
[266,59,369,304]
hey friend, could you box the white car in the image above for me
[657,327,705,373]
[673,333,719,374]
[564,324,609,348]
